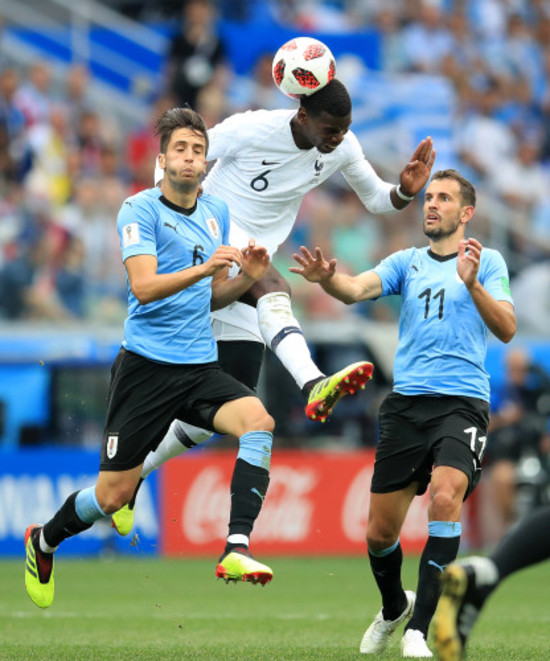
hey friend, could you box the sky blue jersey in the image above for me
[116,187,230,364]
[373,246,514,402]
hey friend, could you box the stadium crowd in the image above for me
[1,0,550,328]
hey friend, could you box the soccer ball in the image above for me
[272,37,336,99]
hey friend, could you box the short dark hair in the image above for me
[430,169,476,207]
[300,79,351,118]
[155,107,208,153]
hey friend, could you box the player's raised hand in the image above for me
[399,136,436,196]
[203,245,243,276]
[241,239,270,281]
[457,238,482,288]
[289,246,337,283]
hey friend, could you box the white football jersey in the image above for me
[203,109,395,256]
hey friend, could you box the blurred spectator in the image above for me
[489,139,549,257]
[0,67,31,183]
[59,177,126,321]
[165,0,227,109]
[401,1,454,73]
[456,80,516,181]
[127,94,175,194]
[74,110,105,176]
[374,9,408,73]
[0,225,70,321]
[25,105,73,207]
[13,61,53,128]
[512,261,550,335]
[62,64,94,136]
[55,235,86,318]
[487,348,550,530]
[227,52,294,112]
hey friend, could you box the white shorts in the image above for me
[210,223,278,344]
[211,308,265,344]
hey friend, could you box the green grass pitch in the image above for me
[1,554,549,660]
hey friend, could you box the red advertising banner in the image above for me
[160,449,464,556]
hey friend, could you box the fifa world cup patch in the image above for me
[205,217,220,239]
[123,222,140,247]
[106,434,119,459]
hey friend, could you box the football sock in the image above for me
[141,419,212,480]
[42,489,106,548]
[226,431,273,547]
[368,540,408,621]
[490,505,550,583]
[226,459,270,544]
[406,521,461,636]
[257,292,324,389]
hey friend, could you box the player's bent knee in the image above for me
[366,521,400,551]
[367,529,398,550]
[96,485,137,514]
[429,489,464,520]
[244,409,275,434]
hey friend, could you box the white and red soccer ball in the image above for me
[272,37,336,99]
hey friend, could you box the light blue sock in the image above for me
[75,486,108,524]
[237,431,273,471]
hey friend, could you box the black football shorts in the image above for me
[371,392,490,499]
[99,348,255,471]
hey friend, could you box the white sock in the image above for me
[227,533,249,547]
[257,292,323,389]
[141,419,213,479]
[39,529,58,554]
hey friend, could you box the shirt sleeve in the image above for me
[373,249,409,296]
[480,249,514,305]
[339,132,396,214]
[117,196,158,262]
[218,199,230,244]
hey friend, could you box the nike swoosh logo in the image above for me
[261,160,280,166]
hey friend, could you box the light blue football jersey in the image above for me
[117,187,230,364]
[374,246,514,401]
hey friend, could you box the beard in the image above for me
[423,216,460,239]
[165,166,199,194]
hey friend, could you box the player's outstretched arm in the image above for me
[289,246,382,304]
[211,240,270,311]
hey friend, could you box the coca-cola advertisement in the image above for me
[160,450,472,556]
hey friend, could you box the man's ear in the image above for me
[461,206,475,225]
[157,153,166,169]
[296,106,308,125]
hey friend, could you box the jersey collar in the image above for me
[159,194,197,216]
[427,249,458,262]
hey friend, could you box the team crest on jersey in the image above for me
[123,222,140,247]
[106,434,119,459]
[314,157,324,176]
[205,217,220,238]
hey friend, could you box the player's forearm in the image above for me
[131,266,209,305]
[318,272,367,304]
[468,282,516,343]
[211,272,256,310]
